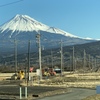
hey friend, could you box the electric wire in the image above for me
[0,0,24,7]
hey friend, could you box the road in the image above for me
[0,80,96,100]
[0,85,65,99]
[37,88,96,100]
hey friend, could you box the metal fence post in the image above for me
[20,87,22,99]
[25,86,27,98]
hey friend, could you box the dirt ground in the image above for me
[82,94,100,100]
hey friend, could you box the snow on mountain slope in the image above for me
[0,14,49,32]
[47,27,77,37]
[0,14,96,53]
[0,14,78,38]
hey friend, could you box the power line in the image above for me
[0,0,24,7]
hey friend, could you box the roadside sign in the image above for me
[30,67,33,72]
[96,86,100,94]
[36,69,41,76]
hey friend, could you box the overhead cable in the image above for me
[0,0,24,7]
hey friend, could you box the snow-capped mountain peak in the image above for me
[0,14,78,38]
[0,14,50,33]
[0,14,95,53]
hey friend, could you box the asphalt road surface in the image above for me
[0,80,96,100]
[37,88,96,100]
[0,85,65,99]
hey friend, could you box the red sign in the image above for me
[30,67,33,72]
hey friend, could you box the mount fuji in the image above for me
[0,14,95,53]
[0,14,78,39]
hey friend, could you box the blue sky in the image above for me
[0,0,100,39]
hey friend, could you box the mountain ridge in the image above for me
[0,14,96,53]
[0,14,78,38]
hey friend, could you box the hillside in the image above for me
[0,15,95,54]
[63,40,100,58]
[0,40,100,72]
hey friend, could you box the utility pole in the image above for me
[27,40,30,85]
[60,40,63,75]
[72,46,75,72]
[94,58,97,68]
[88,54,91,70]
[91,56,93,71]
[70,56,72,72]
[51,50,53,69]
[36,33,42,80]
[83,49,86,72]
[74,59,76,72]
[14,39,17,74]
